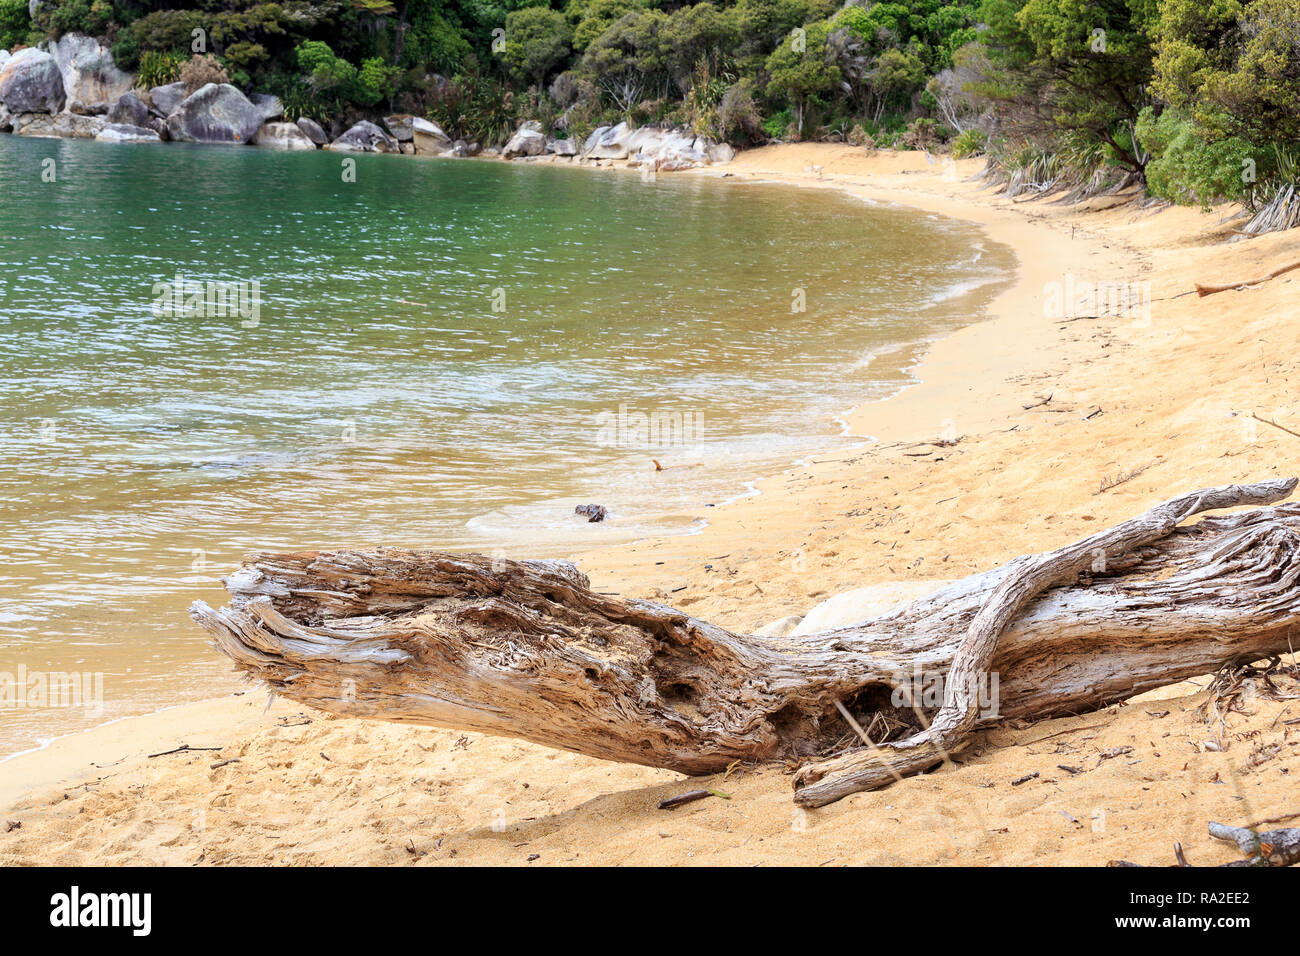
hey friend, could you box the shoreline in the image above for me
[5,143,1299,865]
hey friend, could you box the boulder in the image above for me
[325,120,397,153]
[248,93,283,122]
[502,124,545,159]
[0,104,10,131]
[0,50,9,70]
[0,48,66,114]
[411,116,451,154]
[481,145,501,157]
[106,90,150,128]
[548,137,577,157]
[295,116,328,147]
[383,113,415,142]
[148,82,186,118]
[586,121,633,159]
[95,123,162,144]
[166,83,264,144]
[49,33,132,114]
[706,142,736,164]
[13,111,105,138]
[251,121,316,150]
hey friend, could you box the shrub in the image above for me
[0,0,28,50]
[1136,108,1256,209]
[847,123,874,149]
[47,0,111,39]
[951,128,987,159]
[180,53,230,95]
[137,49,185,88]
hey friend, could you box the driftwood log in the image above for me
[191,479,1300,807]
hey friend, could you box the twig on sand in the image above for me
[1247,412,1300,441]
[657,788,730,810]
[1096,461,1156,494]
[148,744,224,758]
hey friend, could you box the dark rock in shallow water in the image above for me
[166,83,263,144]
[575,504,608,523]
[295,116,328,146]
[0,48,65,114]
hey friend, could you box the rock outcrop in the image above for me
[0,48,66,114]
[326,120,397,152]
[251,121,316,150]
[95,123,162,144]
[13,111,105,138]
[107,90,150,127]
[295,116,328,146]
[49,32,132,114]
[165,83,263,144]
[147,82,186,118]
[502,120,545,159]
[383,113,415,142]
[548,137,577,156]
[411,116,452,154]
[249,93,283,122]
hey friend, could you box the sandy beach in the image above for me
[3,143,1298,866]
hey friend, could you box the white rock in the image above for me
[95,123,162,144]
[790,580,956,636]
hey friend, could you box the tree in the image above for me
[503,6,573,87]
[764,19,840,136]
[582,9,669,111]
[1152,0,1300,145]
[974,0,1159,173]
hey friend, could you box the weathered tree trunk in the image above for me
[191,479,1300,807]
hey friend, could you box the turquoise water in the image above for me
[0,135,1012,754]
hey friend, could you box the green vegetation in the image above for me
[10,0,1300,227]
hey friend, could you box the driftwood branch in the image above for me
[191,479,1300,808]
[1195,258,1300,296]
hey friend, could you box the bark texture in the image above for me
[191,479,1300,807]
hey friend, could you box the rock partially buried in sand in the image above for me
[788,580,956,636]
[0,48,66,114]
[166,83,264,144]
[575,504,608,523]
